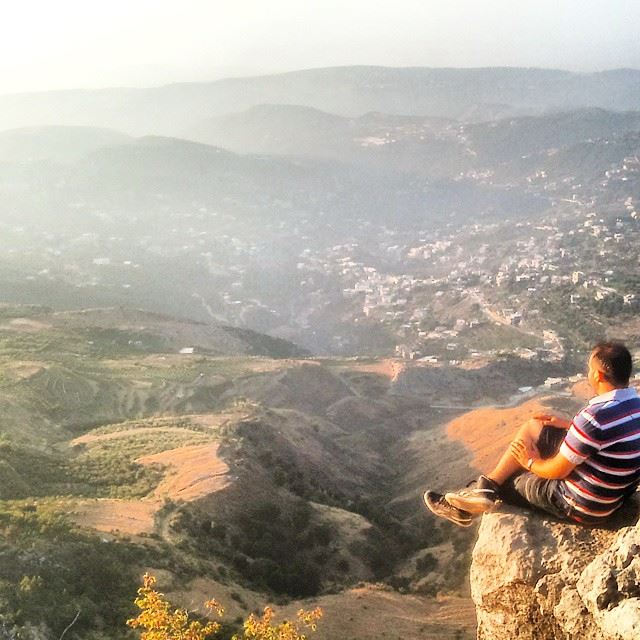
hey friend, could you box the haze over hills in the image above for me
[0,65,640,639]
[0,102,638,355]
[2,66,640,135]
[0,126,133,164]
[184,105,640,179]
[185,105,453,159]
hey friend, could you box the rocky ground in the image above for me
[471,500,640,640]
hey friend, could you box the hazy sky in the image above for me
[2,0,639,94]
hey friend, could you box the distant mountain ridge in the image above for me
[184,105,640,179]
[1,66,640,136]
[3,108,637,182]
[0,126,132,163]
[185,104,454,159]
[51,306,309,358]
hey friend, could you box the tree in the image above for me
[127,574,322,640]
[127,574,222,640]
[236,606,322,640]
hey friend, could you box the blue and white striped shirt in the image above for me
[558,387,640,521]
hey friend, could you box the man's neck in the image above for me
[595,383,626,396]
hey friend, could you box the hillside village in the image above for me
[4,149,637,368]
[268,154,640,362]
[0,106,639,367]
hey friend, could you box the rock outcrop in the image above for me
[471,500,640,640]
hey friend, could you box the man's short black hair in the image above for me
[591,341,633,387]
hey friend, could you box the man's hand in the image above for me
[510,437,536,469]
[533,413,571,430]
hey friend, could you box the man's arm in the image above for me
[510,437,577,479]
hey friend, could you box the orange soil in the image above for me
[137,443,230,501]
[447,383,640,472]
[446,397,553,472]
[72,500,157,536]
[276,586,476,640]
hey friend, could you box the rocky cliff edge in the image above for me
[471,499,640,640]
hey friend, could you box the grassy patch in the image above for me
[460,322,541,351]
[0,499,196,640]
[65,430,215,499]
[88,416,208,437]
[80,327,169,357]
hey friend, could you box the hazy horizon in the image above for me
[2,0,640,95]
[2,62,640,98]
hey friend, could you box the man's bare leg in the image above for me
[444,418,545,514]
[487,418,545,485]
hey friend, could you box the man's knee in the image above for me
[516,418,545,441]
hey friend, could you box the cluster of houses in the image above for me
[288,186,640,361]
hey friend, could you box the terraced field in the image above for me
[67,414,239,535]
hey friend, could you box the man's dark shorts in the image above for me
[501,425,570,520]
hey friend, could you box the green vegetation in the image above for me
[0,311,476,639]
[172,411,450,600]
[0,420,215,500]
[460,322,541,352]
[80,327,168,356]
[178,499,326,597]
[0,500,215,640]
[128,573,321,640]
[538,285,607,349]
[0,305,52,319]
[0,501,140,639]
[221,326,309,358]
[65,430,212,499]
[0,440,67,499]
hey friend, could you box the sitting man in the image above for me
[424,341,640,527]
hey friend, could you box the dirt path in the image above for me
[277,587,476,640]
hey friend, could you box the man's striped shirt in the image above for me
[557,387,640,521]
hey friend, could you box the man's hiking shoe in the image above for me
[445,475,501,514]
[423,490,474,527]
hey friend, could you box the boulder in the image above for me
[471,499,640,640]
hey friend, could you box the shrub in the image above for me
[416,553,437,573]
[127,574,322,640]
[128,573,222,640]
